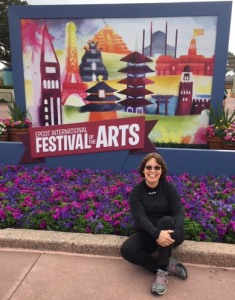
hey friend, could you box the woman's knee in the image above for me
[120,241,132,260]
[157,216,175,229]
[174,227,186,248]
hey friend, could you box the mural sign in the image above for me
[20,15,217,146]
[18,117,157,163]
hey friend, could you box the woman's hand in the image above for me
[156,230,175,247]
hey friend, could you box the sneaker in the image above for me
[168,256,188,279]
[151,269,168,295]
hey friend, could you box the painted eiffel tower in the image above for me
[61,22,87,105]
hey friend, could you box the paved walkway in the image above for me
[0,229,235,300]
[1,248,235,300]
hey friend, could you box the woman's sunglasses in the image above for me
[145,165,161,171]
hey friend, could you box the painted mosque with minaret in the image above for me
[36,20,213,126]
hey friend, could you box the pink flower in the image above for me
[86,226,91,233]
[103,214,112,222]
[39,221,47,229]
[71,201,81,208]
[166,175,172,182]
[123,200,129,207]
[52,209,61,219]
[113,212,125,219]
[12,212,21,219]
[0,209,6,220]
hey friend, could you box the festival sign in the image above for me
[19,117,157,163]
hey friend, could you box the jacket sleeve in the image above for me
[166,182,185,240]
[130,186,161,240]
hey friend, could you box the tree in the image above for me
[228,51,235,57]
[0,0,28,67]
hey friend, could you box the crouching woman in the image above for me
[120,153,187,296]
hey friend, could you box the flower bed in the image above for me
[0,164,235,243]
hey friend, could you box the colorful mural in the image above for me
[20,16,217,144]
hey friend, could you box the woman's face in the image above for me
[143,157,162,188]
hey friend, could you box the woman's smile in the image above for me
[143,158,162,188]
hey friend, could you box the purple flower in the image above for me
[199,232,207,240]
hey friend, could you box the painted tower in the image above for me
[176,66,194,116]
[188,29,204,56]
[40,22,62,126]
[61,22,87,105]
[79,41,108,82]
[188,38,197,56]
[118,51,154,113]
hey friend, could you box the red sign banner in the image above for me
[18,117,157,164]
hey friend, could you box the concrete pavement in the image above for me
[1,248,235,300]
[0,229,235,300]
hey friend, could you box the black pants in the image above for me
[120,216,185,274]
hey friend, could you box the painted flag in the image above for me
[194,29,204,37]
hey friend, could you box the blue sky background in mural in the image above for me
[43,16,217,58]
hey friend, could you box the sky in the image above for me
[26,0,235,54]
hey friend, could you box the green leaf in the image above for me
[6,102,31,121]
[206,100,235,127]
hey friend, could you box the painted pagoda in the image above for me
[79,41,108,82]
[39,22,62,127]
[117,51,154,113]
[80,79,122,122]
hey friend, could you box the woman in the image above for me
[120,153,187,296]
